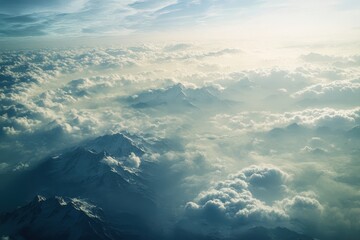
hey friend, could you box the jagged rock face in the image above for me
[0,133,156,222]
[84,133,145,158]
[0,196,123,240]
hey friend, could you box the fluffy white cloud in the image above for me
[185,165,321,229]
[278,194,323,222]
[212,107,360,133]
[128,152,141,168]
[301,53,360,68]
[292,80,360,106]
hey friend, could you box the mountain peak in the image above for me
[126,83,224,111]
[347,125,360,138]
[84,133,144,158]
[169,82,186,91]
[0,196,119,240]
[34,195,46,203]
[286,122,303,130]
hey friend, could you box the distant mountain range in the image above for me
[124,83,236,113]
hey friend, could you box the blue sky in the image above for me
[0,0,260,36]
[0,0,359,43]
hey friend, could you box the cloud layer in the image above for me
[184,165,322,233]
[0,43,359,239]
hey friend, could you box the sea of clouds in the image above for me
[0,43,359,239]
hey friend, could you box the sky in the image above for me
[0,1,360,240]
[0,0,360,48]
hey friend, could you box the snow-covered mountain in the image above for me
[126,83,224,111]
[84,133,145,158]
[0,133,156,225]
[346,125,360,139]
[0,195,126,240]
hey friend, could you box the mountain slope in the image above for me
[84,133,144,157]
[0,195,126,240]
[0,133,156,220]
[126,83,224,111]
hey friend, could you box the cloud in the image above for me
[129,0,178,11]
[0,44,359,239]
[1,46,359,174]
[212,107,360,133]
[301,145,328,155]
[301,52,340,62]
[301,52,360,67]
[280,194,323,216]
[0,0,87,14]
[292,80,360,106]
[12,162,29,171]
[0,14,48,37]
[234,165,290,203]
[163,43,192,52]
[0,0,266,37]
[101,152,141,170]
[155,47,242,62]
[184,165,321,236]
[128,152,141,168]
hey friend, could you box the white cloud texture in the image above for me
[185,165,322,235]
[212,107,360,133]
[128,152,141,168]
[0,44,359,239]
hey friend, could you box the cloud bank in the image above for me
[0,43,359,239]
